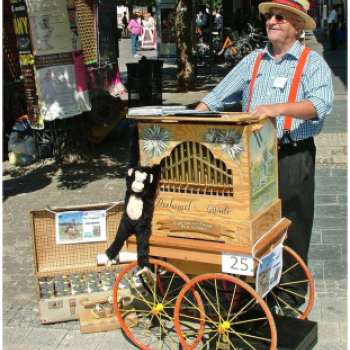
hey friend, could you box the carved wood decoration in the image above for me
[132,115,280,247]
[160,141,234,196]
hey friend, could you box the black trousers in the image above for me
[329,23,337,49]
[278,137,316,306]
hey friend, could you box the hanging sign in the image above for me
[26,0,73,56]
[36,64,82,120]
[11,0,33,55]
[55,210,107,245]
[222,253,254,276]
[255,241,283,298]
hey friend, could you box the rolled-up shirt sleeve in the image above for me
[201,56,249,111]
[303,53,334,121]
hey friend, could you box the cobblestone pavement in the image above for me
[2,29,347,349]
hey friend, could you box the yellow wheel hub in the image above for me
[151,303,164,315]
[217,321,230,334]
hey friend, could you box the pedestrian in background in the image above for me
[137,15,144,51]
[117,14,124,42]
[196,6,210,43]
[152,12,157,49]
[216,10,223,38]
[327,4,338,50]
[127,13,142,57]
[122,12,128,35]
[141,13,155,50]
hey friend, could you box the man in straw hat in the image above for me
[196,0,333,316]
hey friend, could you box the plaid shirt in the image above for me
[201,40,334,141]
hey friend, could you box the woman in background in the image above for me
[127,13,142,57]
[141,13,155,50]
[152,12,157,49]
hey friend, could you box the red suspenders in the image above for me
[246,51,264,113]
[247,47,312,143]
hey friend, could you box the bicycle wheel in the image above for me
[175,274,277,350]
[267,246,314,319]
[196,44,210,66]
[113,259,202,350]
[224,47,238,66]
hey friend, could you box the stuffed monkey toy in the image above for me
[104,164,160,274]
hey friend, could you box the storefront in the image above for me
[155,0,177,57]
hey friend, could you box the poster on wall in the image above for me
[11,0,33,54]
[55,210,107,245]
[26,0,73,56]
[10,0,41,125]
[36,63,82,121]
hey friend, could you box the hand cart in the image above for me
[112,112,314,350]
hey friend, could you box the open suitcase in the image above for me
[30,201,129,324]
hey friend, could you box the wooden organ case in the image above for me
[126,112,282,272]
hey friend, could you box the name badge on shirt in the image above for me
[273,77,287,88]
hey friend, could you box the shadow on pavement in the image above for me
[311,29,347,88]
[162,64,231,93]
[3,124,133,200]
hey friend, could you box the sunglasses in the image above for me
[264,12,289,23]
[264,12,305,24]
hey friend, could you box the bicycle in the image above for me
[246,23,269,50]
[196,28,253,66]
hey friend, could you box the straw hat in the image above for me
[259,0,316,30]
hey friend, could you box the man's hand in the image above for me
[251,101,317,121]
[250,104,281,119]
[195,102,210,111]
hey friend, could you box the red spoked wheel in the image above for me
[175,273,277,350]
[113,259,203,350]
[267,246,314,319]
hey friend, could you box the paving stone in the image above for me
[310,229,322,245]
[322,229,348,246]
[321,299,348,323]
[324,261,347,280]
[313,217,347,230]
[57,330,100,349]
[315,181,347,195]
[314,203,347,218]
[316,322,341,342]
[308,245,343,262]
[20,328,67,348]
[2,327,32,346]
[314,193,339,204]
[307,259,324,281]
[340,323,348,342]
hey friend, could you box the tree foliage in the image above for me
[197,0,222,11]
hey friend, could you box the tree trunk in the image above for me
[176,0,195,92]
